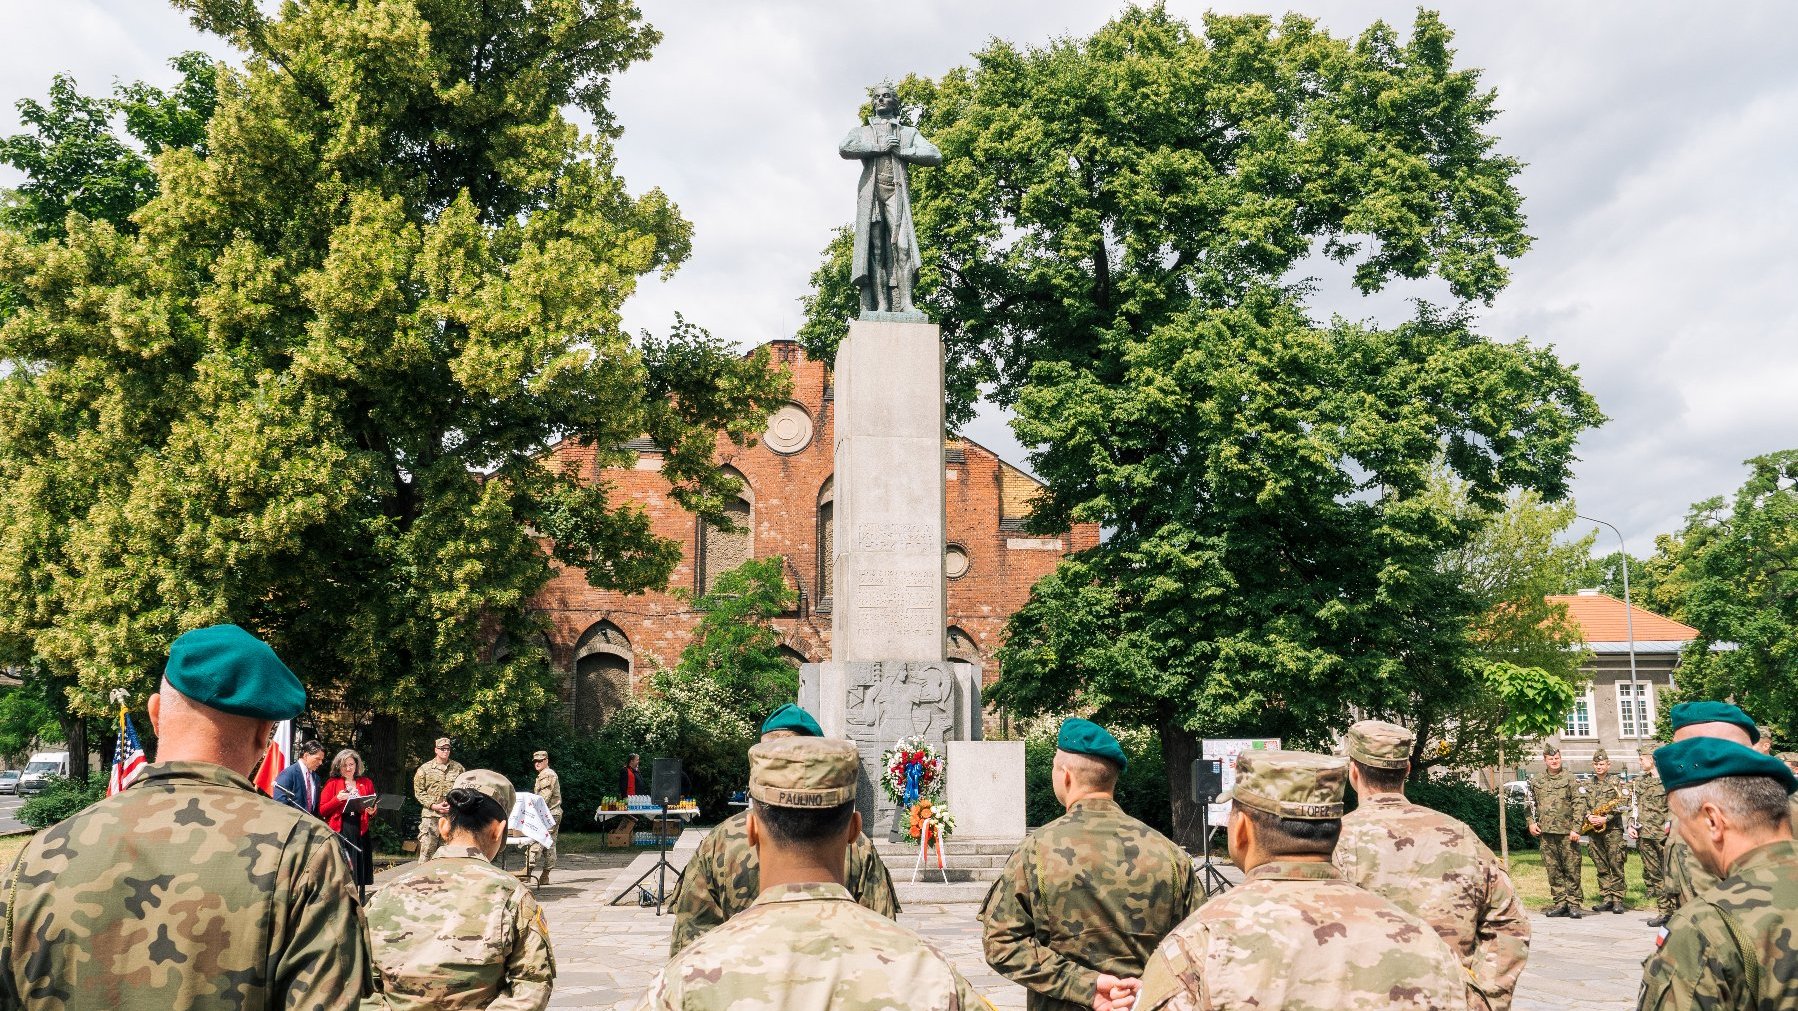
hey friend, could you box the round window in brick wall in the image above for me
[764,403,814,454]
[945,544,970,579]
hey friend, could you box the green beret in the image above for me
[1057,718,1127,771]
[1655,737,1798,794]
[1669,701,1760,744]
[761,703,823,738]
[165,624,304,721]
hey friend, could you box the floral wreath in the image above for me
[881,736,944,807]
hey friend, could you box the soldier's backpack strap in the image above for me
[1698,895,1762,998]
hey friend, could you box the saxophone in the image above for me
[1584,793,1628,834]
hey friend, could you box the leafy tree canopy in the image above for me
[673,555,799,722]
[0,0,788,763]
[800,6,1602,841]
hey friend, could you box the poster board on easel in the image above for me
[1203,737,1282,827]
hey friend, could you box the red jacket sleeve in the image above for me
[356,778,375,833]
[318,778,348,832]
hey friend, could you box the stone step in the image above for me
[896,880,994,905]
[873,838,1022,858]
[874,850,1011,869]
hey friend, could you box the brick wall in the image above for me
[528,340,1097,711]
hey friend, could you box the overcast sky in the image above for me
[4,2,1795,555]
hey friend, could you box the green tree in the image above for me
[1563,541,1693,621]
[0,0,787,789]
[1666,451,1798,742]
[674,556,799,720]
[801,8,1602,843]
[0,52,217,241]
[0,674,64,763]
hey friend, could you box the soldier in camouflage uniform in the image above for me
[0,624,373,1010]
[637,736,989,1011]
[1578,747,1629,912]
[1659,701,1765,913]
[1138,749,1467,1011]
[367,769,555,1009]
[524,749,561,888]
[1638,737,1798,1010]
[1633,744,1675,926]
[1528,745,1584,917]
[1334,721,1529,1011]
[981,719,1197,1011]
[669,704,899,956]
[413,736,465,861]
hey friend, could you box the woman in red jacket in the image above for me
[320,748,376,893]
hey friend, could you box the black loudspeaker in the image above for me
[1191,759,1225,804]
[651,757,683,806]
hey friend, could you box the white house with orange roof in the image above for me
[1534,588,1717,774]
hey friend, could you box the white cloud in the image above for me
[4,1,1794,552]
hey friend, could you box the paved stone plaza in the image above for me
[375,847,1652,1010]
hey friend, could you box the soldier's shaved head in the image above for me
[148,677,276,777]
[1673,721,1753,746]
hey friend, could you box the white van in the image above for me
[17,751,70,795]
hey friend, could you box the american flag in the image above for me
[107,703,147,796]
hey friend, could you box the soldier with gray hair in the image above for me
[367,768,556,1008]
[1137,749,1467,1011]
[1334,720,1529,1011]
[637,736,985,1010]
[1638,737,1798,1009]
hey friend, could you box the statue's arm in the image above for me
[900,129,943,167]
[840,127,878,159]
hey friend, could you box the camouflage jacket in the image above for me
[1668,796,1798,906]
[1528,768,1579,835]
[0,760,372,1011]
[1640,840,1798,1010]
[979,796,1198,1011]
[1137,860,1468,1011]
[412,758,465,810]
[534,769,562,823]
[638,881,989,1011]
[1335,794,1529,1010]
[365,843,555,1009]
[667,809,899,956]
[1576,773,1627,832]
[1634,774,1670,836]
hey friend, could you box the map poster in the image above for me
[1202,737,1282,827]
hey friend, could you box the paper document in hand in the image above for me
[509,791,555,849]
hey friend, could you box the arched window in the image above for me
[571,621,632,735]
[698,466,753,595]
[778,645,809,669]
[817,476,835,607]
[947,626,979,662]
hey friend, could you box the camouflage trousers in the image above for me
[1638,833,1672,915]
[418,814,444,861]
[1540,834,1583,909]
[525,824,559,883]
[1588,829,1626,903]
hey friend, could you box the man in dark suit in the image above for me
[274,740,327,816]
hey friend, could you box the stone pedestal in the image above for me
[946,740,1026,840]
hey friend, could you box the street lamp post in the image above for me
[1579,515,1642,748]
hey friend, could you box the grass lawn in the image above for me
[0,835,26,868]
[1501,847,1654,911]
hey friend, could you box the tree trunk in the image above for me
[1162,719,1205,851]
[57,712,89,785]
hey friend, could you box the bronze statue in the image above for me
[839,82,942,315]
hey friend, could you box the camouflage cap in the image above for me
[1542,745,1561,757]
[1779,752,1798,765]
[1592,747,1610,762]
[1223,749,1347,820]
[1343,720,1414,770]
[451,768,515,815]
[532,750,548,762]
[434,737,452,748]
[749,737,857,808]
[1638,744,1657,757]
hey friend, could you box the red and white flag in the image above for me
[252,720,293,797]
[106,703,147,797]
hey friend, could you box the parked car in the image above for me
[0,770,19,795]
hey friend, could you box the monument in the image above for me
[800,84,997,840]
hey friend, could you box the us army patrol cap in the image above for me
[435,737,453,749]
[1222,749,1348,820]
[1669,701,1760,743]
[1343,720,1414,770]
[760,703,824,739]
[749,737,857,808]
[452,768,516,815]
[532,750,549,762]
[164,624,306,721]
[1057,717,1128,771]
[1654,738,1798,794]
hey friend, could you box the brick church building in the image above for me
[530,340,1100,731]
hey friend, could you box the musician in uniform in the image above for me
[1577,747,1628,913]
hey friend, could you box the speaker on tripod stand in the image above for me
[1191,758,1233,897]
[610,757,685,913]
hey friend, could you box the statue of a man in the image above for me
[839,82,942,315]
